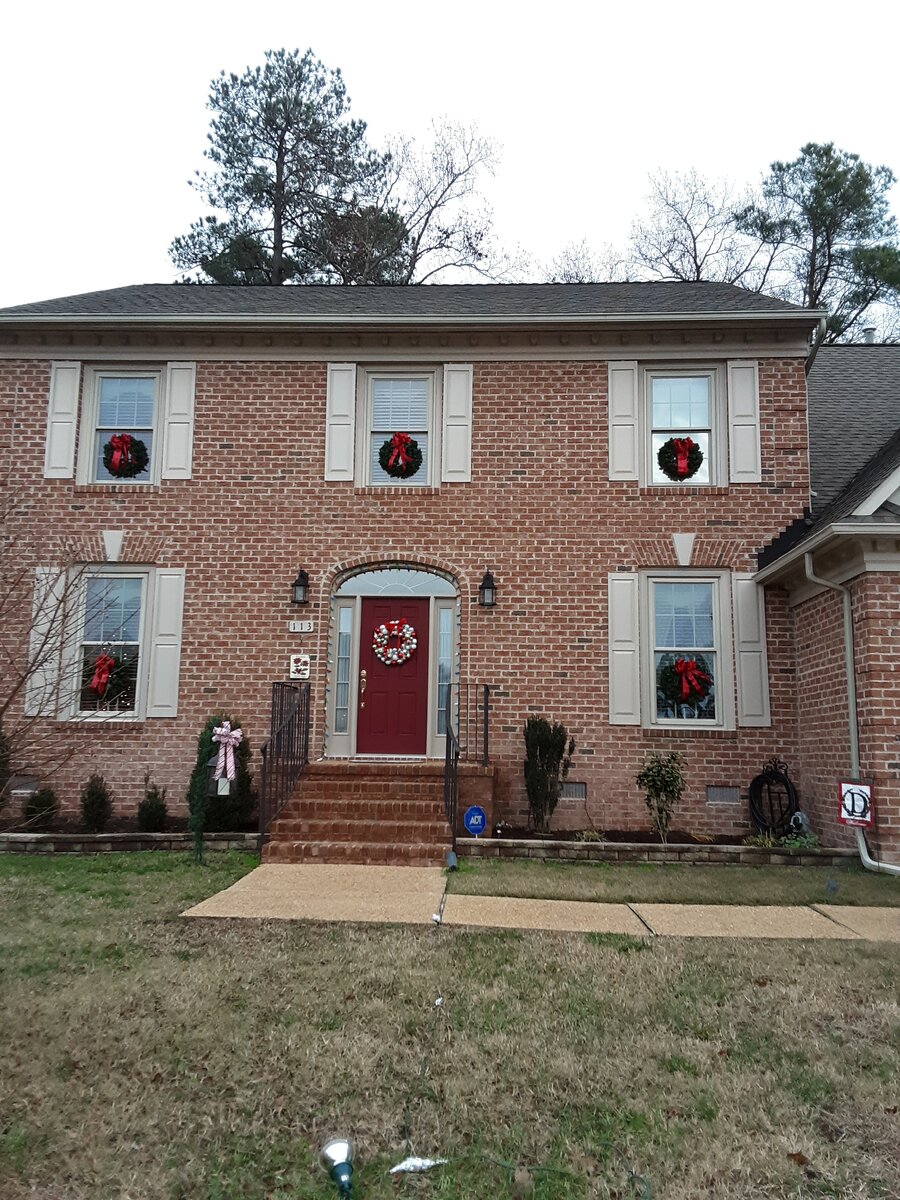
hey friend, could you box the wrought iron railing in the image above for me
[443,711,461,853]
[258,681,310,845]
[443,683,491,850]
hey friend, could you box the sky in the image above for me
[2,0,898,308]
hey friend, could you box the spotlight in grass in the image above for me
[320,1136,354,1196]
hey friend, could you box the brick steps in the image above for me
[262,759,456,865]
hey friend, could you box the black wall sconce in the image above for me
[478,570,496,608]
[291,569,310,605]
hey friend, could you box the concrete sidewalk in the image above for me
[183,865,900,941]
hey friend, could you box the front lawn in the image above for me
[449,857,900,907]
[1,853,897,1199]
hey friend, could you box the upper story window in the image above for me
[366,371,436,487]
[648,371,716,485]
[92,373,160,483]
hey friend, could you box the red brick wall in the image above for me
[793,575,900,862]
[1,355,811,836]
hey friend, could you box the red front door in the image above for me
[357,598,430,755]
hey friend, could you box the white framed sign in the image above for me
[289,653,311,680]
[838,782,873,827]
[289,620,314,633]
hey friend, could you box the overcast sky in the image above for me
[2,0,898,308]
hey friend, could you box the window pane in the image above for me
[334,607,352,734]
[654,582,714,650]
[371,377,429,427]
[336,568,456,597]
[98,377,156,427]
[370,431,429,484]
[80,644,139,712]
[655,651,716,721]
[651,430,710,484]
[651,376,709,429]
[436,607,453,735]
[83,578,143,643]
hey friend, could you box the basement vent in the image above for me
[707,785,741,805]
[559,781,587,801]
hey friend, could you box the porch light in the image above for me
[478,570,496,608]
[291,569,309,605]
[319,1136,355,1196]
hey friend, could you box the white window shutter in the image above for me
[608,361,639,480]
[442,364,473,483]
[146,568,185,718]
[733,575,770,726]
[44,362,81,478]
[727,361,761,483]
[161,362,196,479]
[325,363,356,480]
[608,573,640,724]
[24,567,67,717]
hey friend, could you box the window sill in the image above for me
[642,485,730,496]
[74,483,162,495]
[67,713,145,724]
[353,485,441,496]
[642,724,736,737]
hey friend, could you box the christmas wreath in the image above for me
[657,655,713,708]
[88,651,119,698]
[658,436,703,482]
[372,620,418,666]
[102,433,149,479]
[378,431,423,480]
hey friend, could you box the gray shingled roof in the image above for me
[0,280,816,320]
[807,344,900,512]
[758,344,900,568]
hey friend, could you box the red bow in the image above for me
[387,432,412,469]
[89,653,117,697]
[672,437,695,477]
[674,657,711,701]
[109,433,133,473]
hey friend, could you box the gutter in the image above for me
[0,308,827,330]
[754,518,900,585]
[801,552,900,875]
[804,316,829,375]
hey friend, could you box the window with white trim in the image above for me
[77,575,146,714]
[646,368,720,485]
[84,370,161,484]
[650,579,718,722]
[362,369,437,487]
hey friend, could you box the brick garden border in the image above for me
[458,837,858,868]
[0,832,259,855]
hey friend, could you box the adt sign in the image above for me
[463,806,487,837]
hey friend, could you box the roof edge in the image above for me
[755,519,900,582]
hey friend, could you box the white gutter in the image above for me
[754,519,900,585]
[801,552,900,875]
[0,309,827,329]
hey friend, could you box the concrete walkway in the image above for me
[183,864,900,941]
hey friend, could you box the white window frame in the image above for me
[76,367,163,485]
[639,569,735,730]
[355,367,441,487]
[64,567,153,722]
[642,365,725,487]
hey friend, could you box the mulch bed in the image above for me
[496,826,746,846]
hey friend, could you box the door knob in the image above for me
[359,669,367,708]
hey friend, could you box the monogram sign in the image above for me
[838,782,873,827]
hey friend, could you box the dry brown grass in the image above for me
[1,852,898,1199]
[449,857,900,907]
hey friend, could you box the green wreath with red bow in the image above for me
[658,655,713,707]
[378,431,423,480]
[102,433,149,479]
[658,436,703,482]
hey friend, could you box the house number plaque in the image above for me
[288,620,314,633]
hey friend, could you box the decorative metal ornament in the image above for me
[748,757,799,836]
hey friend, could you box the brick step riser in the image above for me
[273,801,447,822]
[291,786,446,804]
[270,821,451,844]
[262,841,446,866]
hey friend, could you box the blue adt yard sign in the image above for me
[463,806,487,837]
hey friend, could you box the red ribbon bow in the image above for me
[109,433,133,473]
[387,432,412,469]
[672,437,695,478]
[674,657,711,701]
[89,653,117,697]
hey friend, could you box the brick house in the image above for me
[1,282,896,864]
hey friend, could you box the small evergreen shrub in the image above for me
[636,751,686,845]
[187,714,255,862]
[24,787,57,831]
[137,773,168,833]
[523,716,575,832]
[80,774,113,833]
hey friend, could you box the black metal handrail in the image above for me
[258,681,310,846]
[443,710,461,854]
[443,683,491,849]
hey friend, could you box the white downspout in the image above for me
[802,553,900,875]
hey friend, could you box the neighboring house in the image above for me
[0,282,895,862]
